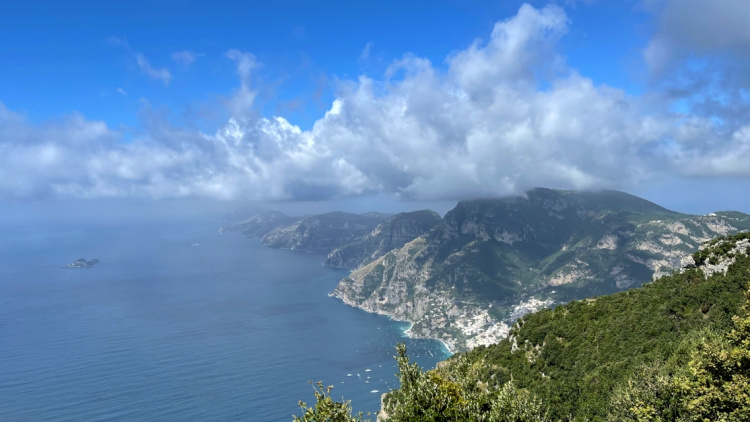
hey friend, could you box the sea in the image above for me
[0,221,451,421]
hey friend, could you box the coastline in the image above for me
[247,234,459,355]
[402,321,456,355]
[241,233,457,354]
[329,291,456,356]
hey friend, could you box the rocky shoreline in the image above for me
[330,290,458,354]
[329,280,549,353]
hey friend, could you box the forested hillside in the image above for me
[296,233,750,421]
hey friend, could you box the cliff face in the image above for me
[260,211,390,254]
[332,188,750,351]
[325,210,442,269]
[225,211,294,237]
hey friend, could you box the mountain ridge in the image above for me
[332,189,750,351]
[224,209,441,262]
[221,189,750,352]
[325,210,442,270]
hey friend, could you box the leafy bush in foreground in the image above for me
[294,343,547,422]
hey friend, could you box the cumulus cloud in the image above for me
[1,3,749,202]
[448,3,568,96]
[136,53,172,86]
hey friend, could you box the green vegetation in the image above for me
[610,281,750,421]
[382,343,548,421]
[455,249,749,420]
[298,233,750,421]
[692,232,750,266]
[294,343,548,422]
[294,381,369,422]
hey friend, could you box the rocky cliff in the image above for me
[332,188,750,351]
[224,210,294,237]
[325,210,442,269]
[260,211,390,254]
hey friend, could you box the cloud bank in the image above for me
[1,3,748,202]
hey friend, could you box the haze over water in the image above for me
[0,221,450,421]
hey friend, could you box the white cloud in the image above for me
[1,4,749,202]
[107,38,173,86]
[135,53,172,86]
[225,50,259,118]
[642,0,750,154]
[359,42,373,61]
[448,3,568,95]
[171,50,202,67]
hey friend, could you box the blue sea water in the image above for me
[0,222,451,421]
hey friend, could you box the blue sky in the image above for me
[1,0,749,215]
[1,0,647,128]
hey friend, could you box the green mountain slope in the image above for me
[431,232,750,420]
[333,189,750,350]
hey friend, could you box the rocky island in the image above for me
[62,258,99,268]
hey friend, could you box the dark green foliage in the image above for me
[441,235,750,420]
[610,283,750,421]
[293,381,369,422]
[673,284,750,420]
[692,231,750,266]
[294,344,548,422]
[383,343,548,421]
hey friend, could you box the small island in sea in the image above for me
[62,258,99,268]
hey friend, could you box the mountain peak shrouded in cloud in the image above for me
[0,3,748,207]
